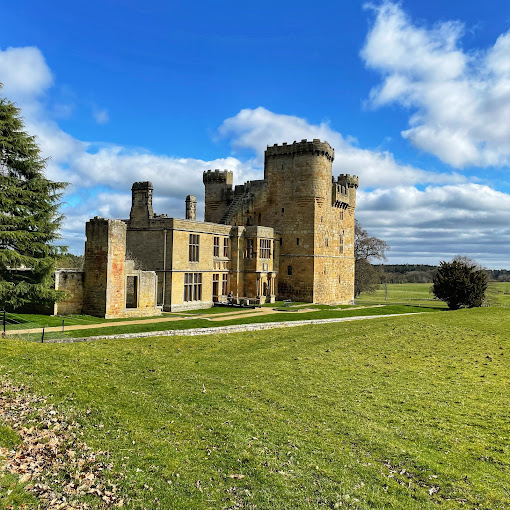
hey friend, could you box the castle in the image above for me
[55,140,358,317]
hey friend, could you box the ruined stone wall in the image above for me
[82,218,160,318]
[54,270,84,315]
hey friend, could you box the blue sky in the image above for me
[2,1,510,267]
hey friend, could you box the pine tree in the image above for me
[0,86,67,310]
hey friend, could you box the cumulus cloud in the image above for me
[1,45,509,266]
[357,184,510,264]
[0,46,53,99]
[362,2,510,168]
[218,107,464,188]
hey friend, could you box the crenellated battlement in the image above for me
[265,139,334,162]
[337,174,359,188]
[132,181,153,191]
[203,169,234,184]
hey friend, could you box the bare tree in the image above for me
[354,220,390,297]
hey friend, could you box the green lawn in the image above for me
[1,307,509,508]
[11,304,436,342]
[356,281,510,308]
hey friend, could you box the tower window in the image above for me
[338,275,342,284]
[296,238,300,246]
[260,239,271,259]
[189,234,200,262]
[246,238,255,258]
[340,210,344,220]
[287,265,293,276]
[279,238,282,246]
[325,238,328,247]
[282,208,284,214]
[339,233,344,254]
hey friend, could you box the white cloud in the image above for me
[93,108,110,124]
[356,184,510,264]
[362,2,510,168]
[1,45,509,266]
[0,46,53,99]
[219,107,465,188]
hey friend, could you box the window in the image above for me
[126,276,138,308]
[189,234,200,262]
[223,237,229,257]
[296,238,300,246]
[339,233,344,254]
[260,239,271,259]
[282,208,284,214]
[338,275,342,284]
[279,238,282,246]
[184,273,202,301]
[222,274,228,295]
[325,238,329,247]
[213,236,220,257]
[246,238,255,258]
[287,265,292,276]
[340,210,344,220]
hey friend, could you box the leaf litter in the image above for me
[0,377,125,509]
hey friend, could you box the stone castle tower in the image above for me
[203,139,358,304]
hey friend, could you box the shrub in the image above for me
[432,258,488,310]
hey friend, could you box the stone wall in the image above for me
[54,270,84,315]
[205,139,357,304]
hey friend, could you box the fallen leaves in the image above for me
[0,378,125,509]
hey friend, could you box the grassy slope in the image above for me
[0,307,509,509]
[25,304,436,341]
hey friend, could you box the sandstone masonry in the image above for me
[55,140,357,317]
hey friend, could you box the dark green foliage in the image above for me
[432,258,488,310]
[56,253,84,269]
[0,87,67,309]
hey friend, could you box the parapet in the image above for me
[337,174,359,188]
[132,181,153,191]
[265,139,334,162]
[203,169,234,185]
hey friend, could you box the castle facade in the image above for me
[55,140,358,317]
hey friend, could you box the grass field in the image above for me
[1,307,509,508]
[356,281,510,308]
[4,304,437,342]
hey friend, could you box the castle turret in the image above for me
[337,174,359,209]
[203,169,233,223]
[185,195,197,220]
[130,181,154,228]
[262,139,336,302]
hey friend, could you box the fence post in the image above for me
[62,319,65,333]
[41,327,45,343]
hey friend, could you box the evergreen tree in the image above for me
[0,86,67,310]
[432,257,488,310]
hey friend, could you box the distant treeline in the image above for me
[375,264,510,284]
